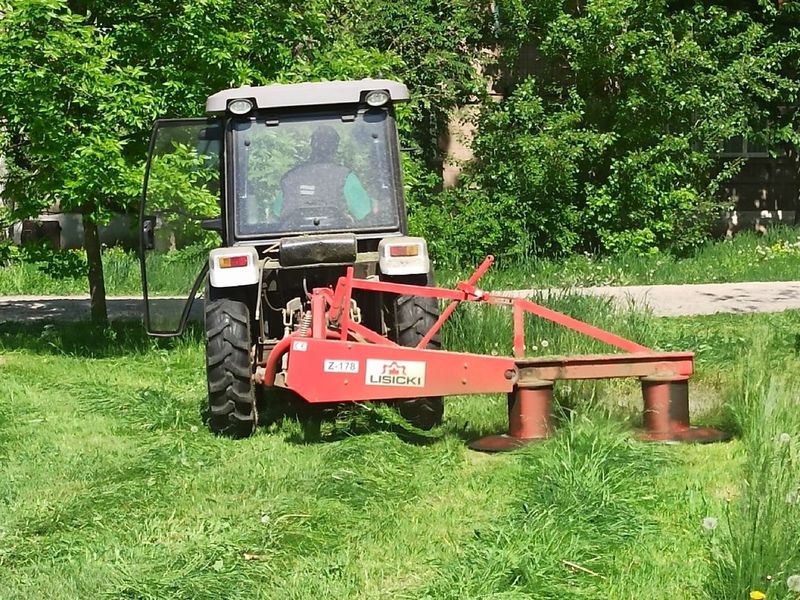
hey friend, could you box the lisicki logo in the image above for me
[365,359,426,387]
[383,362,405,376]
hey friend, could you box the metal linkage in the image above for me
[261,256,729,450]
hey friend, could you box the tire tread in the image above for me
[205,298,257,438]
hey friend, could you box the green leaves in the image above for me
[0,0,158,221]
[0,0,488,227]
[424,0,800,262]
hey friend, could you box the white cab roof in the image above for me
[206,79,409,114]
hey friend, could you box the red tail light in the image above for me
[388,244,420,257]
[219,255,249,268]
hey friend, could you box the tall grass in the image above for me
[442,292,657,358]
[3,228,800,297]
[4,291,800,596]
[418,418,668,598]
[439,227,800,290]
[704,339,800,600]
[0,246,202,297]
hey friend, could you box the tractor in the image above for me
[139,79,723,450]
[139,79,443,438]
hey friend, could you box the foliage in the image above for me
[0,239,20,266]
[437,227,800,289]
[146,140,220,247]
[3,0,800,285]
[5,228,800,296]
[330,0,491,170]
[18,241,88,280]
[423,0,800,262]
[0,0,491,315]
[755,236,800,260]
[0,0,490,222]
[0,0,153,221]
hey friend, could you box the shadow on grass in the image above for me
[446,400,582,447]
[279,402,443,447]
[0,320,203,358]
[192,386,443,447]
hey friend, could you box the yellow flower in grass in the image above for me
[750,591,766,600]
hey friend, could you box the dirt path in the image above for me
[3,280,800,322]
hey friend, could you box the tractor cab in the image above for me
[217,84,406,239]
[139,80,420,334]
[139,80,442,437]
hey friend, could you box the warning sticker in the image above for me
[323,359,359,374]
[365,359,426,387]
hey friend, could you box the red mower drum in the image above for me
[639,374,729,443]
[469,382,554,452]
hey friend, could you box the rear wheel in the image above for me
[383,273,444,430]
[205,298,257,438]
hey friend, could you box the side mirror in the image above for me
[142,217,156,250]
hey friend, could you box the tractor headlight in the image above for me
[365,90,390,107]
[228,98,253,115]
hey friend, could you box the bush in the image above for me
[417,1,800,264]
[0,239,20,265]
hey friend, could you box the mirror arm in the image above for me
[201,218,223,232]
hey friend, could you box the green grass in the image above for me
[4,228,800,297]
[439,227,800,290]
[2,299,800,598]
[0,246,202,297]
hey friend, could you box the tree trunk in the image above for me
[82,212,108,326]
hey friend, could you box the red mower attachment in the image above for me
[257,256,728,451]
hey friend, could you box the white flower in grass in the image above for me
[702,516,718,531]
[540,339,549,348]
[260,514,271,524]
[190,425,199,433]
[778,433,792,444]
[787,491,799,505]
[787,575,800,592]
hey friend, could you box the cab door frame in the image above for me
[138,117,222,337]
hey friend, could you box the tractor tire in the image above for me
[384,273,444,430]
[205,298,257,438]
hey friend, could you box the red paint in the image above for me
[256,255,722,447]
[283,338,516,403]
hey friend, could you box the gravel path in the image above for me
[2,280,800,322]
[0,295,199,324]
[505,280,800,317]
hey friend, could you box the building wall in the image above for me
[12,213,139,249]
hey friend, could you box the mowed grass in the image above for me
[1,302,800,598]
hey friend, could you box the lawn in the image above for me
[1,299,800,599]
